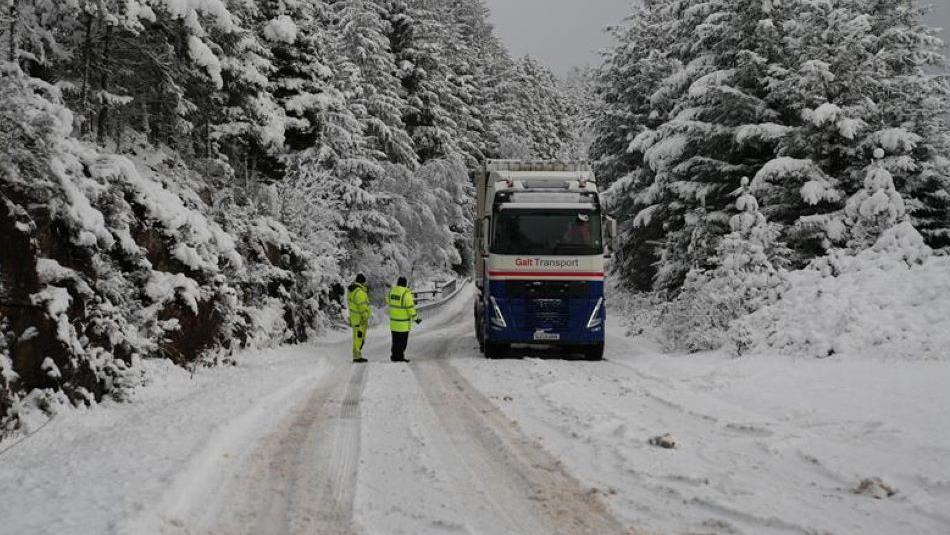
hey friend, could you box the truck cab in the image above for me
[474,160,616,360]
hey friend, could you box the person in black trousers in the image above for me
[387,277,419,362]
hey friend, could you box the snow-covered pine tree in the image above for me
[263,0,334,153]
[511,56,574,159]
[480,46,532,159]
[619,0,785,290]
[591,3,665,189]
[594,0,950,291]
[3,0,240,150]
[750,0,950,256]
[868,0,950,249]
[845,149,907,250]
[752,0,950,253]
[374,158,472,279]
[591,3,679,290]
[474,52,574,161]
[560,66,596,160]
[418,0,489,169]
[662,177,788,352]
[263,0,403,280]
[253,0,339,269]
[383,0,462,163]
[753,1,895,260]
[332,0,418,169]
[202,1,289,193]
[380,0,492,274]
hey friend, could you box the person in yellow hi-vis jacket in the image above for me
[387,276,420,362]
[347,274,371,363]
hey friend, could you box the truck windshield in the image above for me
[491,209,603,256]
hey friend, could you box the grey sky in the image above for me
[483,1,950,74]
[482,0,631,74]
[930,3,950,52]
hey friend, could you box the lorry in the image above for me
[474,160,617,360]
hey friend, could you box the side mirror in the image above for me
[480,217,491,257]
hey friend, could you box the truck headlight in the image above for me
[586,297,604,329]
[490,296,507,328]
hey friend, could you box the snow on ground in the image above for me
[2,285,949,535]
[355,301,623,535]
[355,359,508,534]
[0,341,341,535]
[454,330,950,534]
[734,224,950,360]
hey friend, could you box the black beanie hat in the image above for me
[355,273,366,284]
[397,276,408,286]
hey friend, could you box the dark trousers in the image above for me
[391,331,409,361]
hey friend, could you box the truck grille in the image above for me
[527,299,570,330]
[506,280,589,298]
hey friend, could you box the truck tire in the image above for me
[584,343,605,361]
[475,316,485,353]
[485,342,508,359]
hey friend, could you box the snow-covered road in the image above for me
[1,285,948,534]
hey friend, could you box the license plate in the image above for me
[533,331,561,341]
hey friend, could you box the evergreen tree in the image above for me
[560,66,596,160]
[0,0,573,298]
[374,158,473,278]
[870,0,950,248]
[593,0,950,292]
[512,56,574,159]
[663,177,788,352]
[591,3,678,290]
[421,0,490,168]
[332,0,417,168]
[383,0,462,163]
[845,149,907,249]
[0,0,579,428]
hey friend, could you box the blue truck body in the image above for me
[473,161,614,360]
[483,279,605,344]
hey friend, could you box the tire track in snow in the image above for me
[117,356,337,535]
[410,347,631,535]
[169,360,369,535]
[320,362,368,529]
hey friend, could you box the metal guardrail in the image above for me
[416,278,468,312]
[414,279,459,305]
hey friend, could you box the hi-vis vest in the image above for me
[347,283,371,327]
[387,285,417,333]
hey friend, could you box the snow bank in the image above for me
[733,224,950,360]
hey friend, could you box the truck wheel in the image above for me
[485,342,508,359]
[475,306,485,352]
[584,343,605,361]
